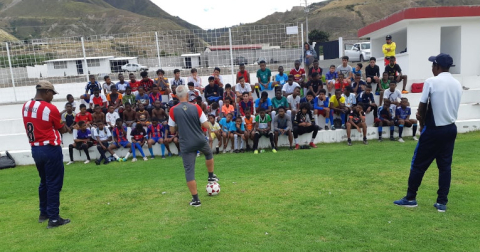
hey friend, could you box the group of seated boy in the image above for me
[59,56,417,164]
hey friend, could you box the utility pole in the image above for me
[304,0,309,43]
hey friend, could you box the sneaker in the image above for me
[402,90,409,94]
[222,149,226,154]
[324,125,329,130]
[341,124,346,129]
[143,157,148,161]
[215,146,220,154]
[363,139,368,145]
[347,140,352,146]
[413,136,418,141]
[39,214,48,223]
[162,155,166,159]
[230,149,234,153]
[196,152,200,157]
[393,197,418,207]
[289,146,294,151]
[66,161,74,165]
[131,158,137,162]
[208,174,219,182]
[272,148,277,153]
[189,199,201,207]
[240,149,245,153]
[246,145,251,152]
[295,144,300,150]
[309,142,317,148]
[103,160,110,165]
[433,203,447,212]
[168,152,173,157]
[331,125,336,130]
[398,138,405,143]
[378,137,383,142]
[84,160,90,164]
[234,149,239,153]
[122,158,127,162]
[47,217,70,229]
[95,159,101,165]
[254,150,258,154]
[150,156,155,159]
[390,136,395,141]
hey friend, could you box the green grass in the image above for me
[1,132,480,251]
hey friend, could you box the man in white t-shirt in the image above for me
[235,76,252,103]
[394,53,462,213]
[282,75,301,97]
[287,87,301,116]
[383,81,402,116]
[105,105,120,130]
[92,121,113,165]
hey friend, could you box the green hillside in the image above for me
[0,0,199,40]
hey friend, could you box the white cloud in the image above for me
[152,0,326,30]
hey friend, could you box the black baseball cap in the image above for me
[386,35,392,40]
[428,53,454,68]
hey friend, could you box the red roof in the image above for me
[208,44,262,51]
[358,6,480,38]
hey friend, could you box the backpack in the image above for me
[0,151,16,169]
[411,83,424,93]
[333,118,342,129]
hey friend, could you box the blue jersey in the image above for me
[219,118,235,133]
[326,72,338,81]
[254,98,272,110]
[396,106,411,120]
[313,97,330,110]
[378,106,394,120]
[275,73,289,86]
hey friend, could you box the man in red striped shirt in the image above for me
[22,81,70,229]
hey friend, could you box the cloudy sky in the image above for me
[153,0,326,30]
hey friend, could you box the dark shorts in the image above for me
[182,140,213,182]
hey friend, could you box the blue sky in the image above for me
[153,0,325,30]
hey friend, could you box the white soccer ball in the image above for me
[206,182,221,196]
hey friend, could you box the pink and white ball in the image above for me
[206,182,220,196]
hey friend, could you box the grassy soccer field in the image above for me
[1,131,480,252]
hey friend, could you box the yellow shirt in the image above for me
[382,42,396,57]
[330,95,345,108]
[209,122,220,131]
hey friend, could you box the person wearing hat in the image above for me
[382,35,396,66]
[22,81,70,228]
[394,53,462,213]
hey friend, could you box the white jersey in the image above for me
[287,94,301,111]
[282,82,300,94]
[383,89,402,103]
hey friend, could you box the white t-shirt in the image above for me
[105,112,120,127]
[282,82,300,94]
[383,89,402,103]
[103,83,114,94]
[92,127,112,141]
[187,76,202,88]
[342,93,356,107]
[287,94,301,110]
[235,83,252,94]
[420,72,462,126]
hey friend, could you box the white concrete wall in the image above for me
[87,59,111,75]
[26,64,48,78]
[47,61,78,77]
[459,19,480,76]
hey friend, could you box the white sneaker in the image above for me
[222,149,226,154]
[413,136,418,141]
[143,157,148,161]
[66,161,74,165]
[398,138,405,143]
[132,158,137,162]
[84,160,90,164]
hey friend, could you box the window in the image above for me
[87,59,100,67]
[361,43,370,50]
[53,61,67,69]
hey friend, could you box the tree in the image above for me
[308,30,330,44]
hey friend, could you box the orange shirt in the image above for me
[222,105,235,115]
[244,116,254,131]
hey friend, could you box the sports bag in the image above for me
[411,83,424,93]
[0,151,16,169]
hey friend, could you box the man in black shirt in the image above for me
[306,72,323,97]
[204,76,223,105]
[385,56,408,94]
[365,57,380,84]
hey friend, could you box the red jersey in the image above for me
[129,81,141,92]
[309,67,323,76]
[290,68,305,82]
[237,70,250,83]
[335,80,350,91]
[75,112,93,123]
[140,79,154,92]
[91,94,107,107]
[22,100,63,147]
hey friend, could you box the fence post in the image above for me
[228,28,235,85]
[155,32,162,68]
[338,37,343,58]
[81,37,89,82]
[301,24,304,68]
[6,42,17,102]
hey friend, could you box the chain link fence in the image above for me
[0,23,304,103]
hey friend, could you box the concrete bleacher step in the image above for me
[7,118,480,166]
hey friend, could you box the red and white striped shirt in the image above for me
[22,100,64,147]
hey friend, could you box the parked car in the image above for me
[344,42,370,62]
[121,63,149,72]
[233,56,248,65]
